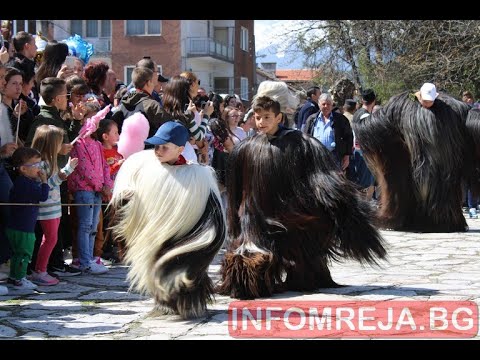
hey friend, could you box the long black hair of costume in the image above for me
[151,192,225,318]
[217,131,386,299]
[353,92,471,232]
[465,108,480,197]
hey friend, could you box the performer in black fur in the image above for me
[217,130,386,299]
[353,90,472,232]
[465,108,480,199]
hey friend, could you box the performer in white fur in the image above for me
[109,149,226,318]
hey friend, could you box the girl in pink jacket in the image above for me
[68,106,113,275]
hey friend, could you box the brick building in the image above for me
[19,20,256,102]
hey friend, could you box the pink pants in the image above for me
[35,218,61,273]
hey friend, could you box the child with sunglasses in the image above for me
[5,147,49,290]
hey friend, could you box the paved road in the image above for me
[1,217,479,339]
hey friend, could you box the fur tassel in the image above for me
[109,150,225,319]
[354,92,471,232]
[218,131,387,299]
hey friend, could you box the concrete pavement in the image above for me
[1,217,479,339]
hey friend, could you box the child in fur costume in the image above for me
[217,96,386,299]
[109,122,226,318]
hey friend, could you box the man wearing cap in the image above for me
[343,99,357,123]
[153,74,169,106]
[111,67,167,139]
[144,121,189,165]
[415,82,438,109]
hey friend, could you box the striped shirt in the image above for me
[37,161,75,221]
[187,112,208,141]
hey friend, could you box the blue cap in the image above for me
[145,121,189,147]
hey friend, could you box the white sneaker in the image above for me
[84,260,109,275]
[0,285,8,295]
[10,277,38,290]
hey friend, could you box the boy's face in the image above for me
[254,108,282,136]
[53,85,69,111]
[155,143,184,164]
[20,156,43,180]
[103,124,119,147]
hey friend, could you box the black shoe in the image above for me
[48,264,82,277]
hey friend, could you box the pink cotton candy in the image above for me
[117,112,150,159]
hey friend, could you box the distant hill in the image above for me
[256,44,306,70]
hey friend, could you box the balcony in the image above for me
[186,37,234,63]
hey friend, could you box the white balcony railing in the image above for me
[186,37,233,62]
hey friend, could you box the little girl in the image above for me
[68,102,113,274]
[95,119,124,262]
[31,124,78,286]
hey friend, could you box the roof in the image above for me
[275,69,318,82]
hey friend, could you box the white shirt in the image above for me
[0,102,14,145]
[182,141,198,164]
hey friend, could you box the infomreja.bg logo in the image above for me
[228,301,478,338]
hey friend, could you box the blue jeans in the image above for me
[467,189,478,209]
[74,191,102,268]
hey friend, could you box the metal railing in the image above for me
[186,37,234,62]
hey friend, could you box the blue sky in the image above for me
[254,20,306,69]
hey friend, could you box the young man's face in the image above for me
[26,38,38,60]
[53,85,69,111]
[254,108,282,136]
[3,74,23,100]
[155,143,183,164]
[420,99,434,109]
[20,156,43,180]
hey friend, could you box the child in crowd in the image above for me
[144,121,189,165]
[252,96,291,137]
[68,102,113,275]
[30,125,78,286]
[95,119,124,262]
[6,147,49,290]
[96,119,124,181]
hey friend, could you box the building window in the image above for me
[240,77,249,100]
[124,65,163,85]
[240,27,248,51]
[126,20,162,36]
[70,20,110,38]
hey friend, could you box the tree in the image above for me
[282,20,480,101]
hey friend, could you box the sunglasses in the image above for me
[23,160,45,169]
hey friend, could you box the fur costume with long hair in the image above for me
[352,92,472,232]
[217,131,386,299]
[109,150,226,318]
[465,108,480,197]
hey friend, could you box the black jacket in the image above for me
[303,111,353,159]
[111,90,167,138]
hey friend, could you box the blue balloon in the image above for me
[62,34,94,64]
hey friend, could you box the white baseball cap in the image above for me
[420,83,439,101]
